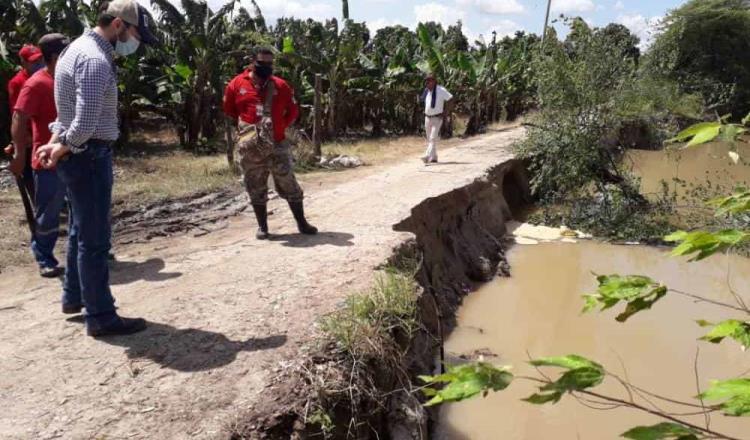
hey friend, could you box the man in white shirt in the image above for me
[421,74,453,164]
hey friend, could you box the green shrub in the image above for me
[320,271,418,360]
[645,0,750,118]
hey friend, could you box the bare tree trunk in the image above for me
[491,91,498,122]
[327,88,336,137]
[313,74,322,157]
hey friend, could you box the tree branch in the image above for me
[517,375,737,440]
[669,289,748,314]
[694,347,711,431]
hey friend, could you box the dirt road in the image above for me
[0,128,521,439]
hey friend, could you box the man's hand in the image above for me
[6,142,26,177]
[36,142,70,169]
[8,152,26,176]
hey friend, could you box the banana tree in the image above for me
[38,0,87,37]
[455,49,492,135]
[149,0,238,149]
[277,17,369,137]
[2,0,48,51]
[497,32,539,120]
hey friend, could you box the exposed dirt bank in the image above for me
[233,153,530,439]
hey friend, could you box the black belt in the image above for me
[88,139,116,147]
[59,139,115,161]
[425,113,443,118]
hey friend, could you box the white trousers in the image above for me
[424,116,443,161]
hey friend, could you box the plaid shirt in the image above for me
[50,30,119,153]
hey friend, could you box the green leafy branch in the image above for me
[582,274,668,322]
[523,355,604,404]
[710,190,750,217]
[699,379,750,417]
[697,320,750,350]
[667,113,749,163]
[665,229,750,262]
[419,362,513,406]
[668,113,749,147]
[420,354,742,440]
[621,423,700,440]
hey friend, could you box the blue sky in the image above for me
[201,0,688,47]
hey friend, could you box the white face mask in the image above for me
[115,35,140,56]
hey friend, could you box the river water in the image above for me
[627,142,750,198]
[435,145,750,439]
[436,241,750,440]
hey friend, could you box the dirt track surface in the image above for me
[0,128,521,439]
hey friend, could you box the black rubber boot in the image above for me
[288,201,318,235]
[251,204,270,239]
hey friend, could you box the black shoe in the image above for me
[251,204,270,240]
[87,316,147,337]
[40,266,64,278]
[288,201,318,235]
[62,303,83,314]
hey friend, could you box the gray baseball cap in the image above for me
[38,33,70,59]
[105,0,159,46]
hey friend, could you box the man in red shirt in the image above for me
[8,45,45,114]
[5,44,45,197]
[224,47,317,239]
[11,34,70,277]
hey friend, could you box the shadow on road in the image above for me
[97,321,287,372]
[109,258,182,285]
[426,161,472,166]
[269,231,354,248]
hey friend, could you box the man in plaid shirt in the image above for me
[36,0,158,337]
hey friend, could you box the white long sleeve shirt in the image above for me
[424,85,453,116]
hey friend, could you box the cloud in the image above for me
[551,0,596,13]
[454,0,524,15]
[367,18,404,32]
[618,14,662,49]
[252,0,337,21]
[487,19,524,37]
[478,0,525,14]
[465,19,524,43]
[614,0,625,10]
[414,2,467,27]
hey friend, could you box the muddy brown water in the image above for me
[626,142,750,198]
[436,241,750,440]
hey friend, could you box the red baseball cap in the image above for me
[19,45,43,63]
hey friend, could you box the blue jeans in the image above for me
[56,142,117,324]
[31,169,66,269]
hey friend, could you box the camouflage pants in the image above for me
[235,122,303,205]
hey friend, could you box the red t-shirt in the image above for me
[14,70,56,170]
[223,72,299,142]
[7,69,30,115]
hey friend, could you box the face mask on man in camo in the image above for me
[254,61,273,80]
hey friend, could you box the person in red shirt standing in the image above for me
[11,34,70,278]
[8,45,45,114]
[223,47,317,240]
[5,44,45,198]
